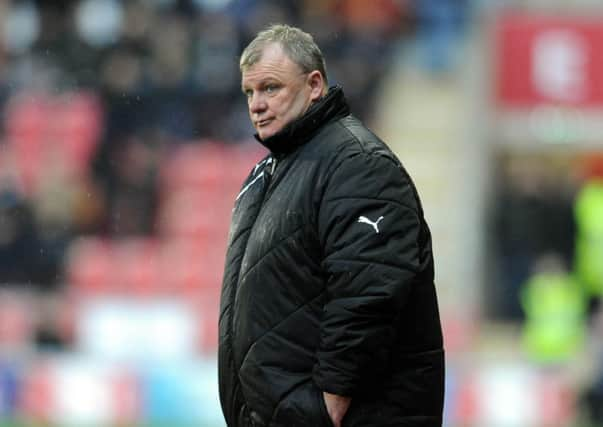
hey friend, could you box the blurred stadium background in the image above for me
[0,0,603,426]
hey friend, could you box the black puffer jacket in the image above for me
[219,87,444,427]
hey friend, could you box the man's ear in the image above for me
[307,70,326,102]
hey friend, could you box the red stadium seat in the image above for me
[111,238,159,297]
[3,92,48,194]
[49,91,103,177]
[66,238,114,296]
[159,141,227,193]
[156,237,226,299]
[157,187,232,244]
[3,91,102,195]
[0,291,34,353]
[159,141,266,197]
[156,239,206,298]
[226,143,267,187]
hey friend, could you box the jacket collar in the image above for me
[255,86,350,155]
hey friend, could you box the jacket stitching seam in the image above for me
[238,224,305,284]
[325,257,419,273]
[236,294,325,360]
[228,224,254,249]
[321,195,417,213]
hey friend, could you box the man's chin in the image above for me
[257,128,278,140]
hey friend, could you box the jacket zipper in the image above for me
[270,155,277,175]
[231,154,278,369]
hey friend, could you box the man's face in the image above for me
[241,43,320,140]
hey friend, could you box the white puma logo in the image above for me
[358,215,384,234]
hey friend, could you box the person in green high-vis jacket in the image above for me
[574,178,603,299]
[521,255,587,364]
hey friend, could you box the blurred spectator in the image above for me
[92,129,162,236]
[146,10,198,139]
[574,155,603,314]
[33,290,70,351]
[520,253,587,365]
[120,0,153,48]
[413,0,469,72]
[29,158,77,287]
[0,176,41,286]
[491,154,576,321]
[335,0,406,35]
[0,0,8,105]
[191,11,243,140]
[233,0,297,40]
[326,31,394,121]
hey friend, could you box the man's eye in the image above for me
[244,90,253,98]
[265,85,278,94]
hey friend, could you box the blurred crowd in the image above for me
[0,0,427,293]
[3,0,603,425]
[0,0,473,368]
[489,152,603,424]
[0,3,475,424]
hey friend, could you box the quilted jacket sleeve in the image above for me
[313,149,423,396]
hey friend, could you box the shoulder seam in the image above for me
[335,118,365,153]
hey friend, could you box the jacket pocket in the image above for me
[314,385,334,427]
[270,380,333,427]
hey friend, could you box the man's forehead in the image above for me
[242,44,299,78]
[259,43,289,61]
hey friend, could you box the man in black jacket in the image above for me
[219,24,445,427]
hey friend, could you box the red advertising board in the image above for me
[496,14,603,108]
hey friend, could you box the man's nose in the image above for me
[248,93,267,114]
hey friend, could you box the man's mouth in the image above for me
[257,118,273,127]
